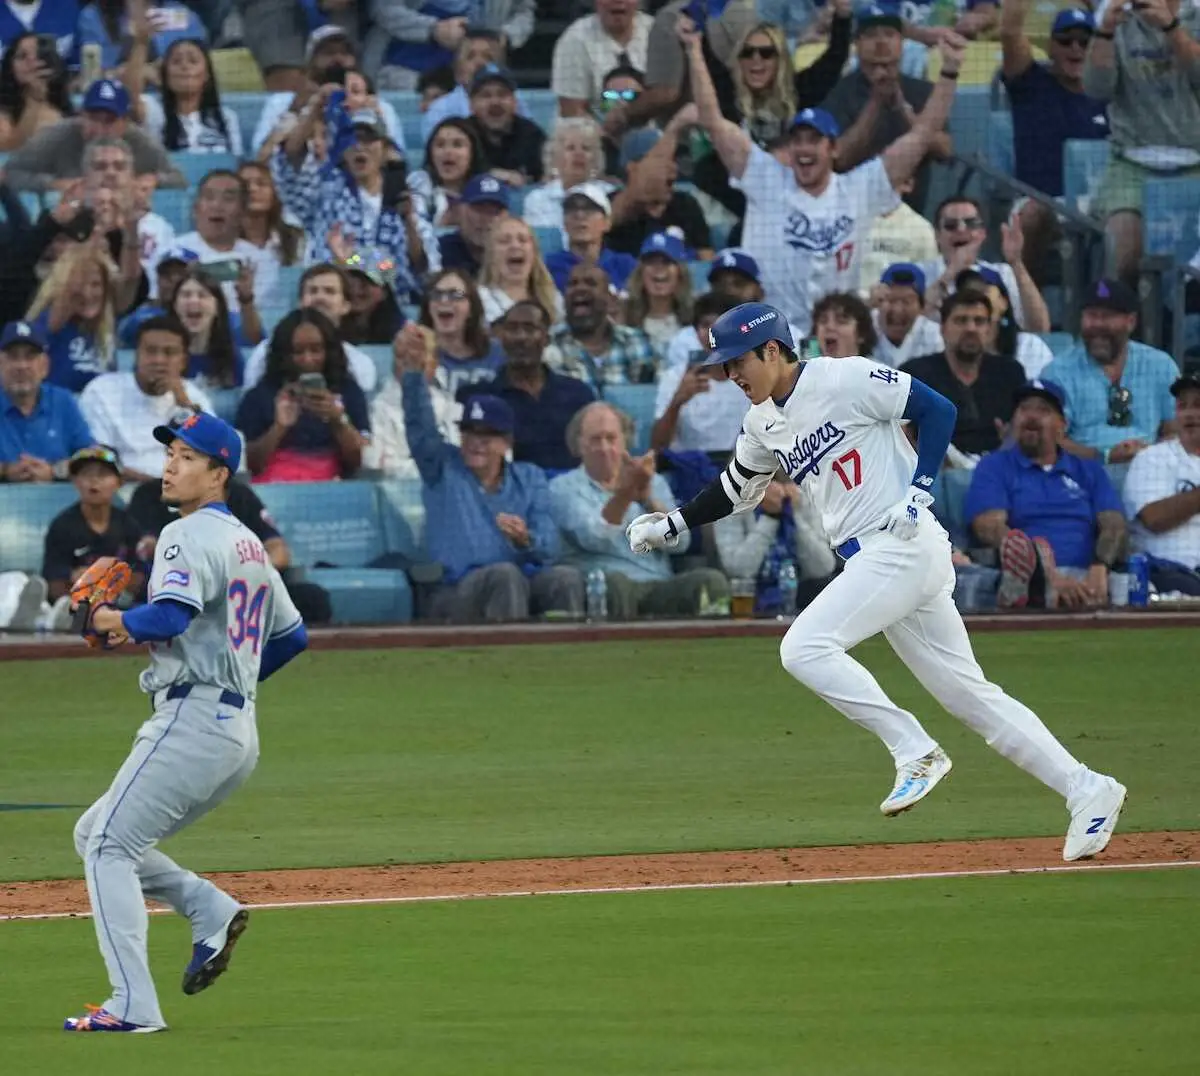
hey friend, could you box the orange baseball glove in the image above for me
[69,557,133,649]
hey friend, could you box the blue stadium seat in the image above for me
[358,344,394,387]
[273,264,306,305]
[947,88,992,161]
[172,153,239,188]
[0,484,80,573]
[376,478,426,557]
[936,466,974,551]
[153,187,192,232]
[601,384,656,454]
[1036,331,1075,357]
[987,110,1014,179]
[221,92,269,146]
[116,349,136,371]
[253,480,412,624]
[533,226,563,255]
[687,260,709,294]
[708,221,731,252]
[1142,176,1200,264]
[522,90,558,134]
[1063,140,1110,210]
[207,386,244,423]
[401,113,425,163]
[1105,462,1131,497]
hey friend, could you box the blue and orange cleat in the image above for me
[63,1004,164,1033]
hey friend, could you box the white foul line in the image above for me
[3,858,1197,923]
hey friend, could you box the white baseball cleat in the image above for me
[1063,775,1127,862]
[880,747,953,816]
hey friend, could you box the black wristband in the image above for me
[940,69,960,81]
[1095,29,1115,39]
[1163,17,1180,33]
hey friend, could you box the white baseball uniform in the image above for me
[670,357,1101,805]
[72,503,302,1029]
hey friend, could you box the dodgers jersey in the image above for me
[730,356,917,548]
[733,148,900,335]
[140,502,301,700]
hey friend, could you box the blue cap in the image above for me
[1014,378,1067,415]
[789,107,840,140]
[709,248,761,284]
[459,393,515,435]
[639,232,687,263]
[1051,8,1094,36]
[620,127,663,169]
[880,262,927,297]
[855,1,903,33]
[83,78,131,117]
[462,173,511,209]
[701,302,794,367]
[153,411,242,473]
[0,319,48,352]
[469,64,517,95]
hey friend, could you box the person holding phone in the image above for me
[235,308,370,483]
[0,33,74,152]
[272,95,434,304]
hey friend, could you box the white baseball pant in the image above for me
[779,509,1088,800]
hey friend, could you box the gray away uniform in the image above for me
[72,503,301,1028]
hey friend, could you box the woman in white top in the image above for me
[523,116,607,230]
[133,39,242,155]
[238,160,307,308]
[622,232,693,359]
[477,217,564,326]
[810,292,879,359]
[408,117,486,229]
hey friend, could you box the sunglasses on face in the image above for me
[940,216,984,232]
[71,447,120,468]
[738,44,778,60]
[601,88,639,102]
[430,287,468,303]
[1108,384,1133,427]
[1053,32,1091,48]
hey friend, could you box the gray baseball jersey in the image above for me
[139,502,300,700]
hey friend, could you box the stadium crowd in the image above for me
[1,0,1199,631]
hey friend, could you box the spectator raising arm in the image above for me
[879,34,965,191]
[999,0,1037,80]
[680,16,750,180]
[396,323,456,487]
[1082,4,1125,100]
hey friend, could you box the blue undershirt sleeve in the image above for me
[122,599,197,643]
[259,621,309,682]
[902,379,958,494]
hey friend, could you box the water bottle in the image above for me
[778,561,799,617]
[1127,554,1150,607]
[585,569,608,621]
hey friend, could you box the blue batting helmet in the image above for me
[700,302,794,367]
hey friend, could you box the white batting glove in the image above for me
[626,512,681,554]
[881,486,935,542]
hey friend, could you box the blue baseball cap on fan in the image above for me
[701,302,794,367]
[83,78,131,117]
[682,0,731,30]
[154,411,242,473]
[881,262,927,297]
[789,107,840,140]
[0,319,48,352]
[460,393,515,435]
[639,232,688,263]
[708,248,761,284]
[462,173,511,209]
[1051,8,1094,36]
[1013,379,1067,416]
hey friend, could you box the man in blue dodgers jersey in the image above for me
[627,302,1126,862]
[64,412,309,1033]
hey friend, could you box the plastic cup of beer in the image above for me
[730,578,756,620]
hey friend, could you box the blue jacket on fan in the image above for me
[0,0,80,64]
[364,0,472,76]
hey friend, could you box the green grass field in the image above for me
[1,630,1196,1073]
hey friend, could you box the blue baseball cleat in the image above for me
[183,909,250,995]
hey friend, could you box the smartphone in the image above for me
[80,43,102,91]
[297,372,327,393]
[205,258,243,283]
[62,205,96,243]
[381,158,408,210]
[148,6,192,32]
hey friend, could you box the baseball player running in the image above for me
[64,413,309,1033]
[627,303,1126,861]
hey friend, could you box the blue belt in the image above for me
[835,537,861,560]
[165,683,246,709]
